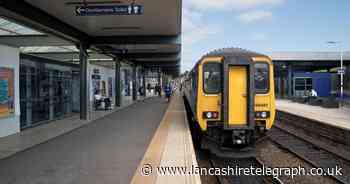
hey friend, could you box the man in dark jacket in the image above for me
[164,84,172,102]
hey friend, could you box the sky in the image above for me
[181,0,350,71]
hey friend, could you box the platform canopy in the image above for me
[0,0,182,76]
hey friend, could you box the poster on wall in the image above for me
[0,67,15,118]
[92,79,100,95]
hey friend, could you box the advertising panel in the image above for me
[0,67,15,118]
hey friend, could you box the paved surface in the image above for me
[277,100,350,130]
[131,93,201,184]
[0,97,168,184]
[0,96,139,160]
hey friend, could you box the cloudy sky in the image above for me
[182,0,350,71]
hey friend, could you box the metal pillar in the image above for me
[25,70,32,126]
[79,43,88,120]
[157,70,161,84]
[288,64,293,97]
[115,60,121,107]
[49,70,54,120]
[132,64,137,101]
[158,69,162,96]
[340,49,344,106]
[142,68,146,97]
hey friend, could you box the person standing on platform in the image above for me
[155,84,161,97]
[147,83,151,93]
[164,83,172,102]
[153,84,157,96]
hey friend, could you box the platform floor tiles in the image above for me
[0,97,168,184]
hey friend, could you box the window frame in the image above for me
[293,77,313,96]
[254,62,270,94]
[202,62,222,94]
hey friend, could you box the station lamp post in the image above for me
[326,41,344,106]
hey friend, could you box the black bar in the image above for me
[20,54,79,68]
[158,70,162,96]
[105,52,180,59]
[0,35,73,47]
[132,64,137,101]
[135,59,180,64]
[90,35,180,45]
[79,43,88,120]
[139,63,180,67]
[115,60,121,107]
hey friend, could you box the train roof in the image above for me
[203,48,267,58]
[188,48,269,73]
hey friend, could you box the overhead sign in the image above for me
[76,5,143,16]
[92,74,101,80]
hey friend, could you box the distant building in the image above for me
[270,52,350,99]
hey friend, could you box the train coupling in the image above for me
[232,130,248,145]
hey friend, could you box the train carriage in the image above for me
[183,48,275,157]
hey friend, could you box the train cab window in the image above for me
[255,63,269,93]
[203,63,221,94]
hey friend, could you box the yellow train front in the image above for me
[183,48,275,157]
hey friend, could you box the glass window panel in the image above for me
[203,63,221,94]
[0,17,44,35]
[255,63,269,93]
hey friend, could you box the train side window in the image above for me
[203,62,221,94]
[255,63,269,93]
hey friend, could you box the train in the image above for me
[183,48,276,157]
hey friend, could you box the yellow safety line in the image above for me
[130,98,174,184]
[131,93,201,184]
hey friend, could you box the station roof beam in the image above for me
[0,0,182,74]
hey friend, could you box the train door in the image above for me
[228,66,248,125]
[223,57,254,130]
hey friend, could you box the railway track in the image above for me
[208,157,283,184]
[268,124,350,184]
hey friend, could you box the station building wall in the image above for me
[293,72,332,97]
[273,60,350,99]
[119,64,145,101]
[0,44,20,137]
[120,65,132,98]
[345,67,350,94]
[89,62,142,108]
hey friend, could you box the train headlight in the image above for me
[203,111,219,119]
[255,111,270,118]
[206,112,212,118]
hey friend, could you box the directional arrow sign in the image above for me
[75,5,143,16]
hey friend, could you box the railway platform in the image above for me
[276,99,350,130]
[0,96,136,160]
[131,92,201,184]
[0,92,200,184]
